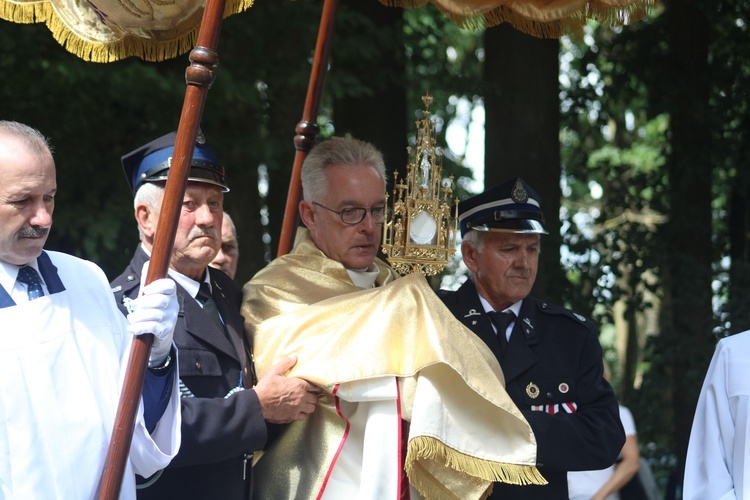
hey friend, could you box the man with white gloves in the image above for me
[112,131,318,500]
[0,120,181,499]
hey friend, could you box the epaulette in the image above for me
[535,300,591,325]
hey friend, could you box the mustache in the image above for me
[509,273,530,279]
[17,226,49,238]
[187,226,219,242]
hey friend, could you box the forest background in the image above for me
[1,0,748,496]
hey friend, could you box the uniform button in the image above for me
[127,275,135,281]
[546,392,553,399]
[196,362,202,370]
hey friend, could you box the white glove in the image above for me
[127,277,178,367]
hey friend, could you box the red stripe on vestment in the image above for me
[316,384,350,500]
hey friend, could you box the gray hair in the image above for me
[134,182,165,212]
[223,211,237,241]
[133,183,165,239]
[461,230,485,282]
[301,135,387,201]
[461,229,485,253]
[0,120,53,157]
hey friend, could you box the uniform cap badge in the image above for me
[511,178,529,204]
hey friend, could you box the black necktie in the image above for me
[197,282,225,333]
[488,311,515,356]
[17,266,44,300]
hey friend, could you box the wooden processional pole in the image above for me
[100,0,340,493]
[97,1,226,497]
[276,0,340,256]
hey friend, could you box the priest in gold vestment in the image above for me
[242,136,546,499]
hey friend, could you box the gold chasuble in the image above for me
[243,228,545,499]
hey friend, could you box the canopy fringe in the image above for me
[0,0,253,62]
[406,435,547,499]
[379,0,656,37]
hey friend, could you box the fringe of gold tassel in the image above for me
[379,0,657,38]
[406,436,548,499]
[0,0,253,63]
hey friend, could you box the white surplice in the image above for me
[0,251,180,499]
[684,331,750,500]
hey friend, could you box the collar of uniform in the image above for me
[477,292,522,317]
[0,256,48,306]
[0,256,45,289]
[139,243,210,302]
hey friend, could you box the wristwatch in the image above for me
[149,354,172,372]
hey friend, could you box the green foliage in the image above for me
[560,1,750,488]
[560,17,671,324]
[0,22,189,277]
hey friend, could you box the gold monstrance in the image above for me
[382,94,459,276]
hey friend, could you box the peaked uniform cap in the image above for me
[121,131,229,195]
[458,176,547,237]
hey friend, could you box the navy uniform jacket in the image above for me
[439,280,625,499]
[112,246,266,500]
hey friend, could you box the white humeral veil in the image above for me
[252,273,545,500]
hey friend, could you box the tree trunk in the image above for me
[662,0,713,486]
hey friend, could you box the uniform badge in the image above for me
[196,128,207,145]
[573,313,586,322]
[464,309,482,318]
[558,383,569,394]
[531,403,577,414]
[122,296,135,314]
[526,382,540,399]
[511,178,529,204]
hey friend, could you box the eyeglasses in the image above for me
[312,202,387,225]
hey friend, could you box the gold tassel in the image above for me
[406,435,547,499]
[1,0,51,24]
[378,0,657,38]
[1,0,254,62]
